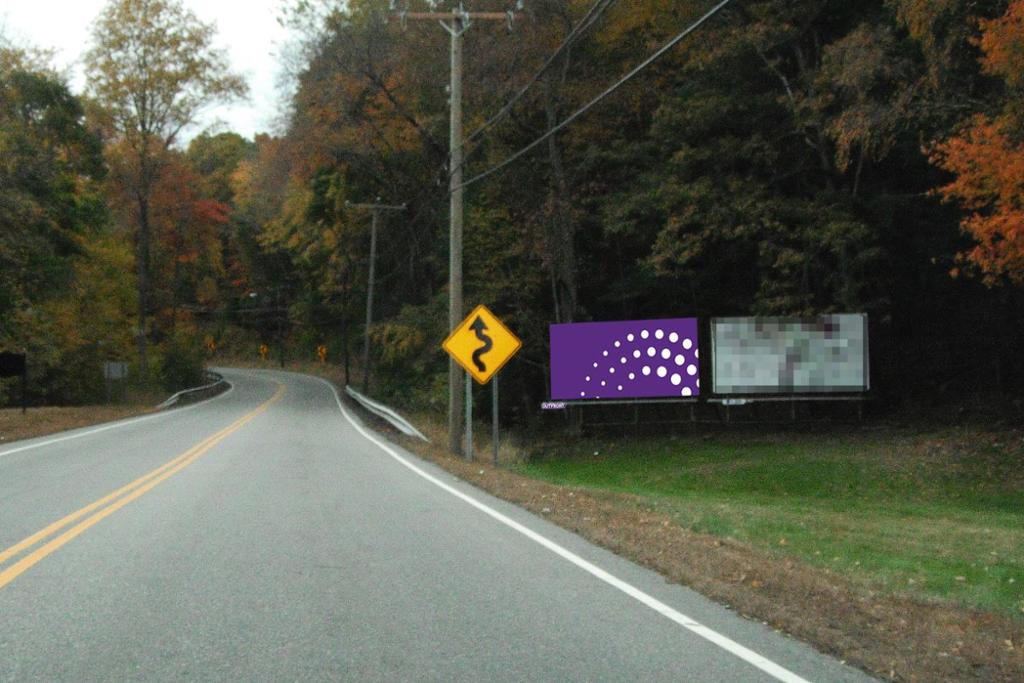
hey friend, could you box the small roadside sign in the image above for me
[103,362,129,380]
[443,305,521,385]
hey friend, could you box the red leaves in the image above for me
[192,198,230,226]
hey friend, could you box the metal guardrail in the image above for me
[157,371,228,409]
[344,385,430,443]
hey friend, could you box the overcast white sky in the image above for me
[1,0,300,142]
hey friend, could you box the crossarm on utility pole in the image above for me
[399,12,509,20]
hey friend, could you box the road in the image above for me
[0,369,873,682]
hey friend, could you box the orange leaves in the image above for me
[929,1,1024,285]
[932,115,1024,284]
[978,0,1024,89]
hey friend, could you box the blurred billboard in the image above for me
[550,318,700,400]
[711,314,869,394]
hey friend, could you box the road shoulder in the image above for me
[330,378,1023,683]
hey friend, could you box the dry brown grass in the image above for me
[0,405,156,446]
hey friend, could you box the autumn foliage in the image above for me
[932,115,1024,284]
[5,0,1024,407]
[931,0,1024,285]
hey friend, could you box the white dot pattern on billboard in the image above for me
[550,318,700,400]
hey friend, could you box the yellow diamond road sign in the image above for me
[443,305,521,385]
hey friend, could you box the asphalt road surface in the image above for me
[0,369,874,682]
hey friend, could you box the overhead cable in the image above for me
[464,0,618,146]
[458,0,736,192]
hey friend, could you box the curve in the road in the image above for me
[320,377,812,683]
[0,383,284,590]
[0,380,237,461]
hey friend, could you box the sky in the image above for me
[0,0,298,143]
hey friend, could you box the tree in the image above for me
[85,0,247,375]
[186,132,255,203]
[930,0,1024,285]
[0,49,106,341]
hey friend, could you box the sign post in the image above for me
[465,374,473,460]
[492,374,499,465]
[442,305,521,462]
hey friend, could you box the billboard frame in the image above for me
[709,314,870,397]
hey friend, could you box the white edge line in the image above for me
[318,377,813,683]
[0,381,235,460]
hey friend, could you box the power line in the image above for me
[463,0,618,147]
[458,0,736,192]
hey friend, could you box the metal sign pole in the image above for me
[465,373,473,461]
[492,373,499,465]
[21,366,27,414]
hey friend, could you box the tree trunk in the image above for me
[543,70,581,436]
[543,77,578,325]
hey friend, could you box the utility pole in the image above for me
[277,289,285,368]
[347,200,406,394]
[393,2,519,455]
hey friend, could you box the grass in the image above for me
[516,428,1024,617]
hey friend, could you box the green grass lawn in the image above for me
[516,428,1024,617]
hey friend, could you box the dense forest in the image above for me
[2,0,1023,422]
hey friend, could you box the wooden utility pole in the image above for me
[393,3,517,455]
[346,200,406,393]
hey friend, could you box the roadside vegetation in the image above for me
[517,428,1024,617]
[6,0,1024,416]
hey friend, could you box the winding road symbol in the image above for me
[442,304,522,385]
[469,316,493,372]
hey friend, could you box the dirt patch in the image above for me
[0,405,156,445]
[364,413,1024,682]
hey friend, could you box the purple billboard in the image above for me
[550,318,701,400]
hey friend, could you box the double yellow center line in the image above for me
[0,383,285,591]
